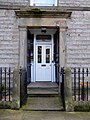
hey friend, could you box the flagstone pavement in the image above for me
[0,110,90,120]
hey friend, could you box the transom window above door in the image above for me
[36,35,51,42]
[30,0,57,6]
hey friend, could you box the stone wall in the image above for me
[0,0,29,6]
[0,1,90,68]
[0,10,90,68]
[0,0,90,7]
[0,10,19,68]
[59,0,90,7]
[66,11,90,68]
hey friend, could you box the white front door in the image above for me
[36,44,52,81]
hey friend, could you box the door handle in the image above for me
[41,64,46,67]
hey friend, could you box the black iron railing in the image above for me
[0,67,13,101]
[60,67,90,101]
[72,68,90,101]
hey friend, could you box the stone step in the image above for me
[22,82,63,111]
[27,82,59,97]
[27,88,58,93]
[28,93,59,97]
[27,82,58,89]
[27,86,58,90]
[27,87,58,90]
[27,89,59,97]
[28,91,59,97]
[22,96,64,111]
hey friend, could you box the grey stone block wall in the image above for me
[0,10,90,68]
[59,0,90,7]
[66,11,90,67]
[1,0,90,7]
[0,0,29,6]
[0,10,19,68]
[0,1,90,68]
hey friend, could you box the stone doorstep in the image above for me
[27,87,59,97]
[27,86,58,89]
[27,87,58,91]
[27,82,58,88]
[27,82,59,96]
[21,97,64,111]
[27,89,59,97]
[28,93,59,97]
[27,88,58,92]
[24,82,63,111]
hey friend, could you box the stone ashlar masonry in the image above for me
[59,0,90,67]
[0,10,19,68]
[0,0,29,6]
[59,0,90,7]
[0,1,90,68]
[66,11,90,68]
[1,0,90,7]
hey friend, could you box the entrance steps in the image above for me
[27,82,59,97]
[22,82,64,111]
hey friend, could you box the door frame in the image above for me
[33,34,55,82]
[19,26,67,84]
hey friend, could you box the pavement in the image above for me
[0,110,90,120]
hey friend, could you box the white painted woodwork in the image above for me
[35,44,52,81]
[31,32,55,82]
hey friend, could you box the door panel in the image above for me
[36,44,52,81]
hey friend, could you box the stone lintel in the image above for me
[18,26,68,32]
[15,10,72,18]
[18,26,59,29]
